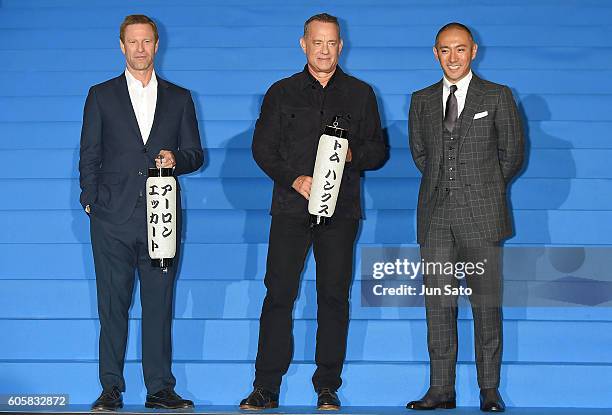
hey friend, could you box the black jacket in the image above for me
[252,66,387,218]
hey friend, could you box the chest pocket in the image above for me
[280,107,319,156]
[281,107,317,135]
[324,110,360,132]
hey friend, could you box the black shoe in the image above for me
[406,387,456,410]
[480,388,505,412]
[91,386,123,412]
[145,388,194,409]
[239,387,279,410]
[317,388,340,411]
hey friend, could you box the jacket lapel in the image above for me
[148,77,169,144]
[457,74,486,151]
[114,73,143,143]
[426,80,444,147]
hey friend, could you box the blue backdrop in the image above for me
[0,0,611,408]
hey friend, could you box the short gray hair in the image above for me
[303,13,341,38]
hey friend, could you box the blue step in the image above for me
[1,278,612,320]
[1,94,610,122]
[1,5,611,27]
[5,148,612,179]
[0,25,611,48]
[2,209,612,244]
[1,178,612,211]
[2,48,611,71]
[2,242,611,283]
[1,120,611,150]
[3,70,612,96]
[1,319,610,364]
[0,361,610,407]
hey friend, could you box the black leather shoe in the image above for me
[145,388,194,409]
[480,388,505,412]
[406,387,456,410]
[239,387,279,410]
[317,388,340,410]
[91,386,123,412]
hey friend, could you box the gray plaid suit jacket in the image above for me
[409,74,524,244]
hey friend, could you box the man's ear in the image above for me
[155,40,159,54]
[433,46,440,62]
[120,40,126,55]
[471,43,478,61]
[299,37,307,54]
[338,38,344,55]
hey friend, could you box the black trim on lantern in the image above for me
[324,125,349,139]
[151,258,174,268]
[148,167,174,177]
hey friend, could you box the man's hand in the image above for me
[156,150,176,168]
[346,147,352,162]
[292,175,312,200]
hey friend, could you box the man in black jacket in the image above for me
[239,13,387,411]
[79,15,203,411]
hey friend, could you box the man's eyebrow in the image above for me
[437,43,468,49]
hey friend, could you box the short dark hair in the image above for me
[303,13,341,37]
[120,14,159,43]
[435,22,473,45]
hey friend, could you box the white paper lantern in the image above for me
[146,169,177,269]
[308,125,349,219]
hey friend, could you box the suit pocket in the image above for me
[467,181,505,202]
[98,172,121,184]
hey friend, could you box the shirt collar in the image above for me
[125,68,158,90]
[443,70,472,95]
[301,64,345,90]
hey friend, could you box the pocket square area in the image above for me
[473,111,488,120]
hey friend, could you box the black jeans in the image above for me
[254,214,359,393]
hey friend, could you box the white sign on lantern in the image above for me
[308,124,349,220]
[146,171,177,270]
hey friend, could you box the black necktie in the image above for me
[444,84,458,132]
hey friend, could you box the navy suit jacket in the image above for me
[79,73,204,224]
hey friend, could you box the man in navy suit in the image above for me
[79,14,203,411]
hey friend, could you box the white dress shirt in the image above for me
[125,69,158,144]
[442,70,473,117]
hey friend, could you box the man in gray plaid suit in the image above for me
[406,23,524,412]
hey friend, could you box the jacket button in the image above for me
[138,171,143,176]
